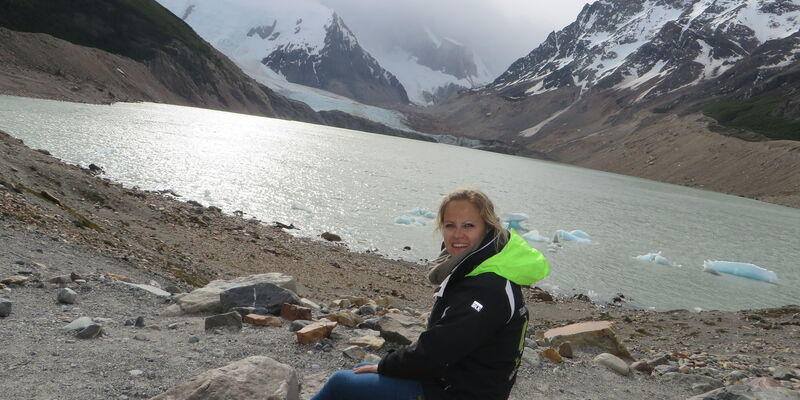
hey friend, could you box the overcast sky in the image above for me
[318,0,592,76]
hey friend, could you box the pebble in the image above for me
[56,288,77,304]
[134,316,145,328]
[188,336,200,344]
[0,298,11,317]
[128,369,144,377]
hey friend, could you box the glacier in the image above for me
[703,260,778,284]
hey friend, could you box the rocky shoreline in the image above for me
[1,129,799,399]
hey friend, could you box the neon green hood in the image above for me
[465,229,550,286]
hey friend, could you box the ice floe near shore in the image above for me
[703,260,778,284]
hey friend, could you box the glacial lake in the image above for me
[1,95,798,312]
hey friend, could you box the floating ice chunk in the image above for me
[692,307,703,313]
[407,208,436,219]
[291,202,311,212]
[554,229,591,243]
[394,216,426,226]
[501,213,529,232]
[522,230,549,243]
[635,251,672,266]
[703,260,778,284]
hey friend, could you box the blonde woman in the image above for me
[313,188,549,400]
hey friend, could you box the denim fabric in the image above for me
[311,363,424,400]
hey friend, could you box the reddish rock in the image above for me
[281,303,312,321]
[296,321,337,345]
[631,360,654,374]
[540,348,563,363]
[243,314,283,327]
[543,321,633,360]
[70,272,84,282]
[694,360,707,368]
[557,341,574,358]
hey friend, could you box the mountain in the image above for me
[0,0,431,139]
[489,0,800,101]
[362,26,495,105]
[412,0,800,207]
[157,0,409,108]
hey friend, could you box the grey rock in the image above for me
[164,273,297,315]
[357,318,381,331]
[522,349,542,367]
[377,314,425,345]
[686,384,800,400]
[357,304,377,316]
[56,288,77,304]
[631,360,655,374]
[594,353,631,376]
[352,328,380,337]
[150,356,299,400]
[188,336,200,344]
[363,353,382,363]
[62,316,95,331]
[342,345,367,361]
[219,282,301,315]
[129,369,144,377]
[289,320,313,332]
[204,311,242,332]
[725,370,750,384]
[76,324,103,339]
[0,298,11,317]
[168,323,179,330]
[773,367,799,380]
[134,316,145,328]
[649,354,672,367]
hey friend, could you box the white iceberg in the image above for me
[635,252,672,266]
[407,208,436,219]
[394,216,427,226]
[703,260,778,284]
[501,213,529,232]
[522,230,549,243]
[555,229,591,243]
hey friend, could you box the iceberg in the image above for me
[554,229,591,243]
[522,230,549,243]
[394,216,427,226]
[501,213,530,232]
[635,252,672,266]
[703,260,778,284]
[407,208,436,219]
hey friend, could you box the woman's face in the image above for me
[442,200,487,257]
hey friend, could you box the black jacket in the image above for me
[379,231,542,400]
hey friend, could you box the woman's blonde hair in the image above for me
[435,188,508,248]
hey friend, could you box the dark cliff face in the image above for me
[262,14,409,107]
[0,0,323,122]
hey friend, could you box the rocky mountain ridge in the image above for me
[158,0,409,107]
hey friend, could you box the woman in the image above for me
[313,188,550,400]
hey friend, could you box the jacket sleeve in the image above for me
[378,278,510,379]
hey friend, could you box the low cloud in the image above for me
[319,0,591,76]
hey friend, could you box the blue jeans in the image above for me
[311,363,424,400]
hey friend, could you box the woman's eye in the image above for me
[464,223,474,228]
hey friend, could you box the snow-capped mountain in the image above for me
[489,0,800,100]
[365,27,495,105]
[157,0,408,107]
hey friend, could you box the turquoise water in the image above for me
[1,95,798,312]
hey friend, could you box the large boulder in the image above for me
[219,282,301,315]
[149,356,299,400]
[164,273,297,315]
[543,321,633,360]
[377,313,426,345]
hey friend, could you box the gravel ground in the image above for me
[1,129,798,399]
